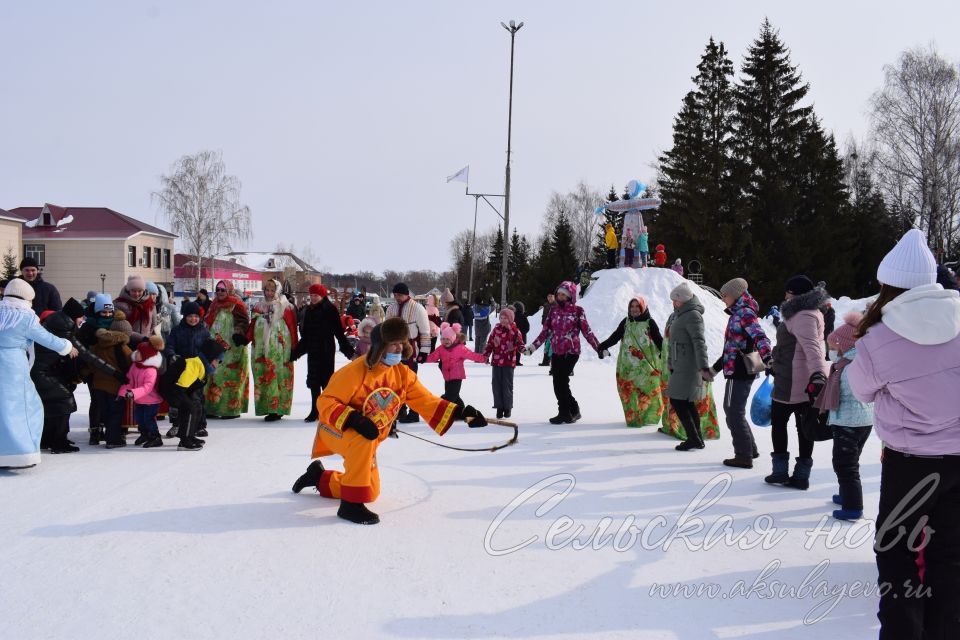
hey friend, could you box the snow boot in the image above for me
[786,457,813,490]
[177,439,203,451]
[164,425,179,439]
[764,452,791,485]
[264,413,282,422]
[292,460,325,494]
[569,402,582,423]
[337,500,380,525]
[833,508,863,521]
[504,409,511,418]
[832,494,843,505]
[134,434,149,446]
[49,443,80,454]
[104,441,127,449]
[304,387,320,422]
[496,409,504,419]
[195,428,208,437]
[723,457,753,468]
[675,440,705,451]
[398,410,420,424]
[549,413,574,424]
[142,436,163,448]
[88,426,103,446]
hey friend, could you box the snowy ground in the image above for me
[1,269,884,639]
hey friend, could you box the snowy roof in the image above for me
[8,204,176,240]
[223,251,319,273]
[174,253,265,273]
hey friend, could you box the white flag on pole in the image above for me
[446,165,469,184]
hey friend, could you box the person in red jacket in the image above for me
[483,307,525,418]
[653,244,668,267]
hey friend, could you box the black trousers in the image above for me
[606,249,617,269]
[771,400,813,458]
[94,390,123,444]
[875,448,960,639]
[670,398,704,445]
[442,379,464,407]
[168,387,205,441]
[42,414,71,448]
[831,424,872,510]
[87,380,101,430]
[724,378,758,459]
[551,354,579,417]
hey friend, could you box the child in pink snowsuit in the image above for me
[426,322,486,406]
[118,336,166,448]
[483,307,525,419]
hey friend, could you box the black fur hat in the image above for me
[366,317,413,367]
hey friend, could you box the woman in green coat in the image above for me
[598,296,665,427]
[661,282,717,450]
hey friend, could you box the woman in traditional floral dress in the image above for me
[204,280,250,419]
[249,279,298,421]
[598,296,665,427]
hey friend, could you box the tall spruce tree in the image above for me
[656,37,737,285]
[507,227,531,302]
[481,227,504,301]
[732,19,814,306]
[2,247,18,281]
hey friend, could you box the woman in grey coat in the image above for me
[665,281,711,451]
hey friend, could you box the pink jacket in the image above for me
[530,281,600,356]
[426,342,486,381]
[484,323,524,367]
[848,284,960,455]
[117,353,164,405]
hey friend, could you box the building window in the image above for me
[142,246,151,268]
[128,246,137,267]
[24,244,45,267]
[154,248,161,269]
[163,249,171,270]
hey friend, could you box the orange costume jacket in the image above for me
[311,357,457,459]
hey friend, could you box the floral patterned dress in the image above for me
[613,319,665,427]
[204,299,250,417]
[658,338,720,440]
[250,303,297,416]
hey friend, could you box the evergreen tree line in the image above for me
[653,20,907,308]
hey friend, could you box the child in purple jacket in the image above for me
[426,322,486,406]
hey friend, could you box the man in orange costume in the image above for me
[291,317,487,524]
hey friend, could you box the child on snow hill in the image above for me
[814,311,873,521]
[426,322,486,407]
[622,229,636,268]
[118,336,166,448]
[159,338,226,451]
[483,307,525,419]
[654,244,667,267]
[637,226,650,267]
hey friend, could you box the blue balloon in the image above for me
[626,180,647,199]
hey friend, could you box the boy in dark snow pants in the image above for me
[160,339,225,451]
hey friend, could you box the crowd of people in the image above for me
[3,230,960,636]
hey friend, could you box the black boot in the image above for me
[292,460,325,494]
[304,387,320,422]
[786,457,813,490]
[264,413,282,422]
[764,452,791,485]
[496,409,504,419]
[398,410,420,424]
[88,426,103,446]
[569,401,582,422]
[337,499,380,525]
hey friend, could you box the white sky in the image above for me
[3,1,959,274]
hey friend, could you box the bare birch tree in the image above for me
[153,150,253,291]
[870,46,960,259]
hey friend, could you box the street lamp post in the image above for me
[500,19,523,307]
[100,273,106,293]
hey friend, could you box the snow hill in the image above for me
[526,267,729,362]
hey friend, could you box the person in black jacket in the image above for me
[159,338,225,451]
[292,284,355,422]
[33,298,86,453]
[19,257,62,316]
[512,301,530,366]
[443,292,465,327]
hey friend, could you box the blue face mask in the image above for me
[382,352,402,367]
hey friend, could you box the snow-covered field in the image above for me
[1,269,884,639]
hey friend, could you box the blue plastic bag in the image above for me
[750,377,773,427]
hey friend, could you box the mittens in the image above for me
[456,404,488,428]
[344,411,379,440]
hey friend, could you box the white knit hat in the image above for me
[3,278,35,302]
[670,281,695,302]
[877,229,937,289]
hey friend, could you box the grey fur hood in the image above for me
[780,287,829,321]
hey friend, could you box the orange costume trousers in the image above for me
[313,424,389,503]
